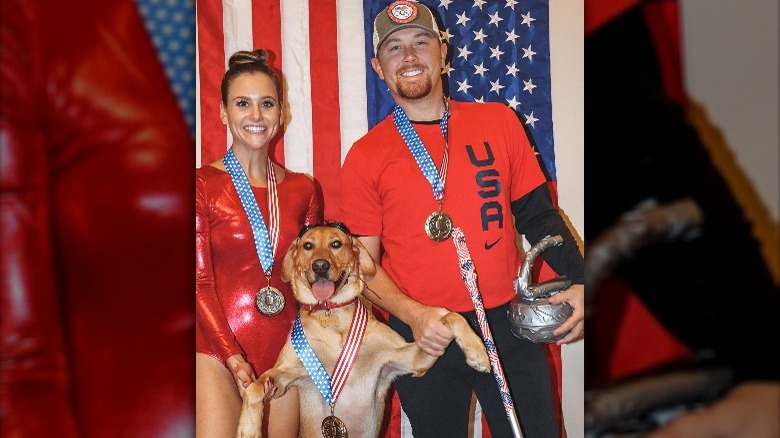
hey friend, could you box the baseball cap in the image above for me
[373,0,441,55]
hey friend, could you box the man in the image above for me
[339,1,584,436]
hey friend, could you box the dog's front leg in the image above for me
[236,366,305,438]
[237,379,266,438]
[394,342,438,377]
[237,339,306,438]
[368,323,438,378]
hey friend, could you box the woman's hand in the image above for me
[226,354,256,397]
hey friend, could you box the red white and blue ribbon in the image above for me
[291,299,367,406]
[392,103,449,203]
[451,227,524,438]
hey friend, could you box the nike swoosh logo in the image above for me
[484,237,502,250]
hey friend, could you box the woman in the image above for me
[196,48,321,437]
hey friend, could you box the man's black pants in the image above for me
[390,303,560,438]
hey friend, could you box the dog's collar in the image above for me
[302,297,358,313]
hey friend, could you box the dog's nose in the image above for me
[312,259,330,276]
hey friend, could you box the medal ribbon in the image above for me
[450,227,523,437]
[291,299,367,405]
[393,101,449,203]
[223,149,279,277]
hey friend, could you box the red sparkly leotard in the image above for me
[196,164,321,375]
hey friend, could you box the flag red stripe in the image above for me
[197,0,226,165]
[481,415,491,437]
[308,0,342,220]
[251,0,286,165]
[584,0,640,35]
[642,1,685,105]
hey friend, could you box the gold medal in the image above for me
[321,403,347,438]
[255,286,285,316]
[321,415,347,438]
[425,210,453,241]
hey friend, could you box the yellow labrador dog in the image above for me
[237,223,490,438]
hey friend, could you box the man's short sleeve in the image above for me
[339,142,383,236]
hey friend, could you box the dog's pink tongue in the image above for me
[311,279,335,302]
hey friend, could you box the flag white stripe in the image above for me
[281,0,314,175]
[400,408,412,438]
[473,399,483,438]
[336,0,369,163]
[222,0,254,62]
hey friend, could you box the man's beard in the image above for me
[397,76,433,100]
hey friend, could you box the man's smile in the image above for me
[400,69,424,77]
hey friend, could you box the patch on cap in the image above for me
[373,0,440,55]
[387,1,418,24]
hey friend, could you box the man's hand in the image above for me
[410,306,456,356]
[549,283,584,345]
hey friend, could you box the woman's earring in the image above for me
[279,119,283,126]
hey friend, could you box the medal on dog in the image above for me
[322,405,347,438]
[255,285,284,316]
[425,209,453,241]
[291,301,368,438]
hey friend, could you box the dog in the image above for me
[236,223,491,438]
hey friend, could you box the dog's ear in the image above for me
[352,238,377,280]
[281,240,298,282]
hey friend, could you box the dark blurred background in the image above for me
[1,0,195,435]
[585,0,778,436]
[586,0,778,381]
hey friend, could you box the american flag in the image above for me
[196,1,562,436]
[365,0,557,181]
[136,0,197,139]
[196,0,557,220]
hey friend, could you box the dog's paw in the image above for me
[464,342,491,373]
[236,424,261,438]
[441,312,492,373]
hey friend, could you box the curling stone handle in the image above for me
[527,276,571,299]
[515,235,564,298]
